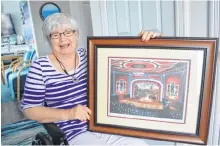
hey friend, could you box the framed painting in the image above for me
[87,36,219,145]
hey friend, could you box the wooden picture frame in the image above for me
[87,36,219,145]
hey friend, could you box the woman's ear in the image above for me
[75,30,79,39]
[74,30,80,48]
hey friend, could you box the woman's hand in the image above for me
[138,30,163,42]
[67,104,91,121]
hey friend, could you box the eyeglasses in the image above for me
[50,30,76,39]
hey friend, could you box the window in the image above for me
[167,82,179,98]
[116,79,126,93]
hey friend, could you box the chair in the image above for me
[1,53,22,84]
[4,50,34,87]
[16,51,37,101]
[1,61,6,84]
[7,51,37,101]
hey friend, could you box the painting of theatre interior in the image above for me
[108,57,190,123]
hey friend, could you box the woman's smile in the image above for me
[59,43,70,49]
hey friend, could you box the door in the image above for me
[90,1,176,36]
[89,0,220,145]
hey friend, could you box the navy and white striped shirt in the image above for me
[21,48,88,142]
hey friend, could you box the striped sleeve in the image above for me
[21,58,46,111]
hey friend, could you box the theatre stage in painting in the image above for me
[108,57,190,123]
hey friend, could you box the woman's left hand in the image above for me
[138,30,163,42]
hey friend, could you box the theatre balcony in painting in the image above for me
[108,57,191,124]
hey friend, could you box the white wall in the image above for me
[28,1,71,56]
[28,0,93,56]
[1,1,23,36]
[90,0,220,145]
[69,1,93,49]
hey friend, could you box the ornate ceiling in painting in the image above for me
[110,58,188,73]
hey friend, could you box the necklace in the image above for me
[53,53,79,83]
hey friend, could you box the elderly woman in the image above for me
[21,13,162,145]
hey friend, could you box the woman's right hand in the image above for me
[67,104,91,121]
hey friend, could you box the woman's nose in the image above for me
[59,33,67,40]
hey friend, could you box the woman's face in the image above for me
[50,27,78,55]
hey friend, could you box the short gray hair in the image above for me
[42,13,79,44]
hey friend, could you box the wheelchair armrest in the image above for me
[43,123,65,138]
[42,123,68,145]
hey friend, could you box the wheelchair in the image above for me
[31,101,69,145]
[32,123,68,145]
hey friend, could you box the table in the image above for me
[1,55,22,61]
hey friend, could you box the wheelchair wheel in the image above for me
[32,132,53,145]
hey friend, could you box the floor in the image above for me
[1,82,26,126]
[1,74,46,145]
[1,101,26,126]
